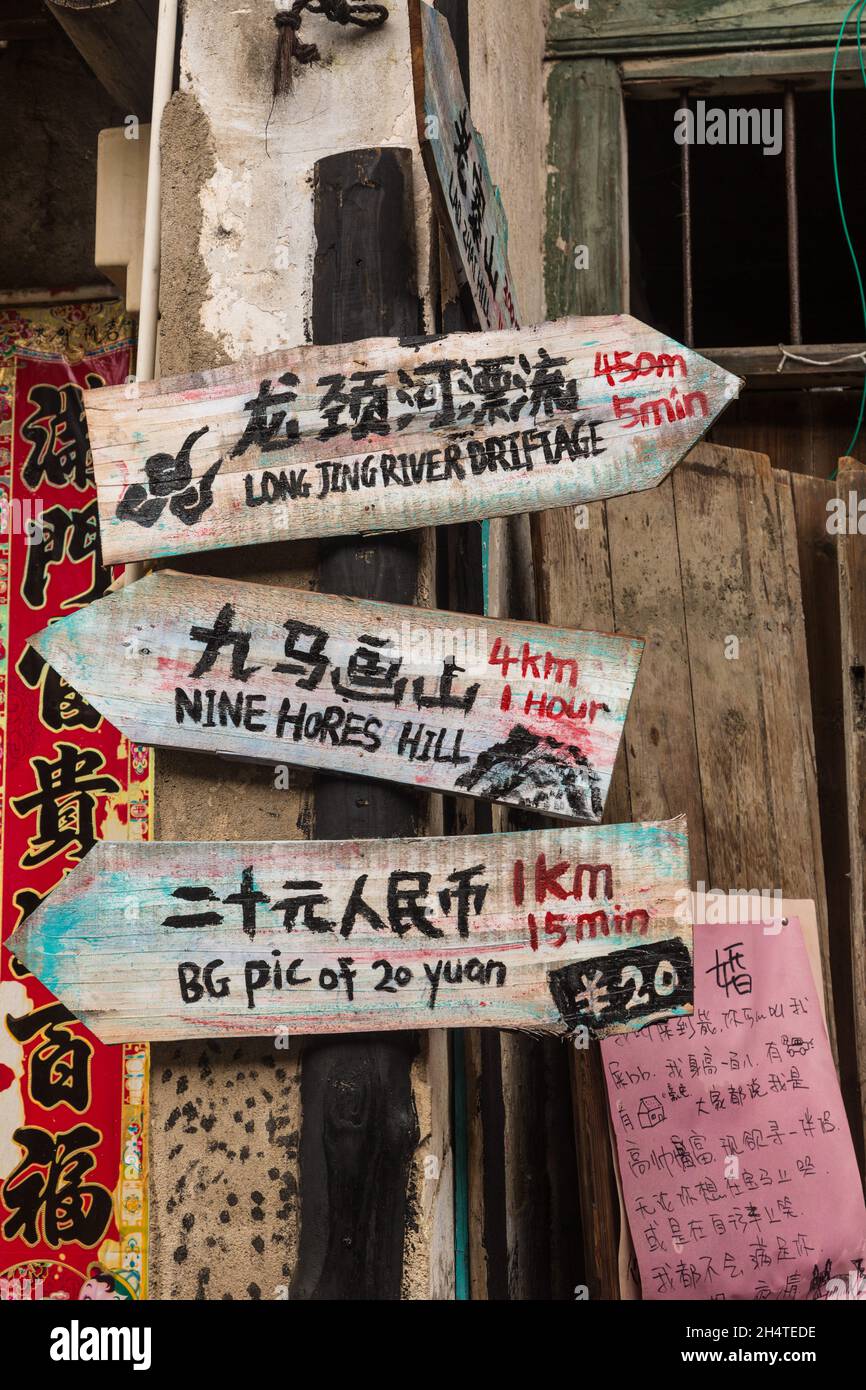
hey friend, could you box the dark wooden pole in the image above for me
[290,148,424,1301]
[433,0,581,1302]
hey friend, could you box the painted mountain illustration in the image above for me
[455,724,603,821]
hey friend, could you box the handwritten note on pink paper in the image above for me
[603,918,866,1300]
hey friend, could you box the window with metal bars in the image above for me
[627,88,866,354]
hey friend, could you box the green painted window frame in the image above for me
[548,0,852,58]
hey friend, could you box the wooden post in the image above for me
[430,3,502,1302]
[434,6,589,1301]
[545,59,626,321]
[540,55,628,1302]
[144,0,453,1303]
[290,148,428,1301]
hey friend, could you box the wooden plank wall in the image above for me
[838,459,866,1167]
[543,9,866,1303]
[783,466,863,1170]
[532,442,836,1293]
[709,392,859,482]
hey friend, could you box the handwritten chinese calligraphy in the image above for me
[603,918,866,1301]
[0,332,150,1300]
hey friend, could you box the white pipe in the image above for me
[126,0,178,587]
[136,0,179,384]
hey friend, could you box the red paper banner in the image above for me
[0,304,151,1303]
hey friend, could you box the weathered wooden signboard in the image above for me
[30,568,642,822]
[86,317,741,565]
[409,0,519,332]
[12,819,693,1043]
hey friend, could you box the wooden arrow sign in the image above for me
[86,316,741,565]
[11,819,692,1043]
[29,569,642,822]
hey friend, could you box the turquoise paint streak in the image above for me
[452,1029,471,1301]
[451,513,493,1301]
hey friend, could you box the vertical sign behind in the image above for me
[0,304,151,1303]
[410,0,520,332]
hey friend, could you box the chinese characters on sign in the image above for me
[29,568,644,822]
[13,819,693,1043]
[409,0,519,331]
[84,318,741,564]
[603,918,866,1301]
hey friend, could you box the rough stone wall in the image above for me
[157,90,231,377]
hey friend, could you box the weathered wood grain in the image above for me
[409,0,519,333]
[533,498,632,830]
[85,316,741,564]
[532,495,629,1302]
[672,445,834,1055]
[545,62,626,321]
[30,568,644,823]
[622,45,866,98]
[606,480,710,883]
[548,0,850,56]
[785,469,861,1167]
[531,441,838,1290]
[705,344,866,388]
[838,459,866,1161]
[13,820,693,1045]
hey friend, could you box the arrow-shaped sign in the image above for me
[10,819,692,1044]
[29,569,643,822]
[86,316,741,565]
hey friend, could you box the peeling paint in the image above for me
[179,0,435,359]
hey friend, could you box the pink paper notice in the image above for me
[603,918,866,1300]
